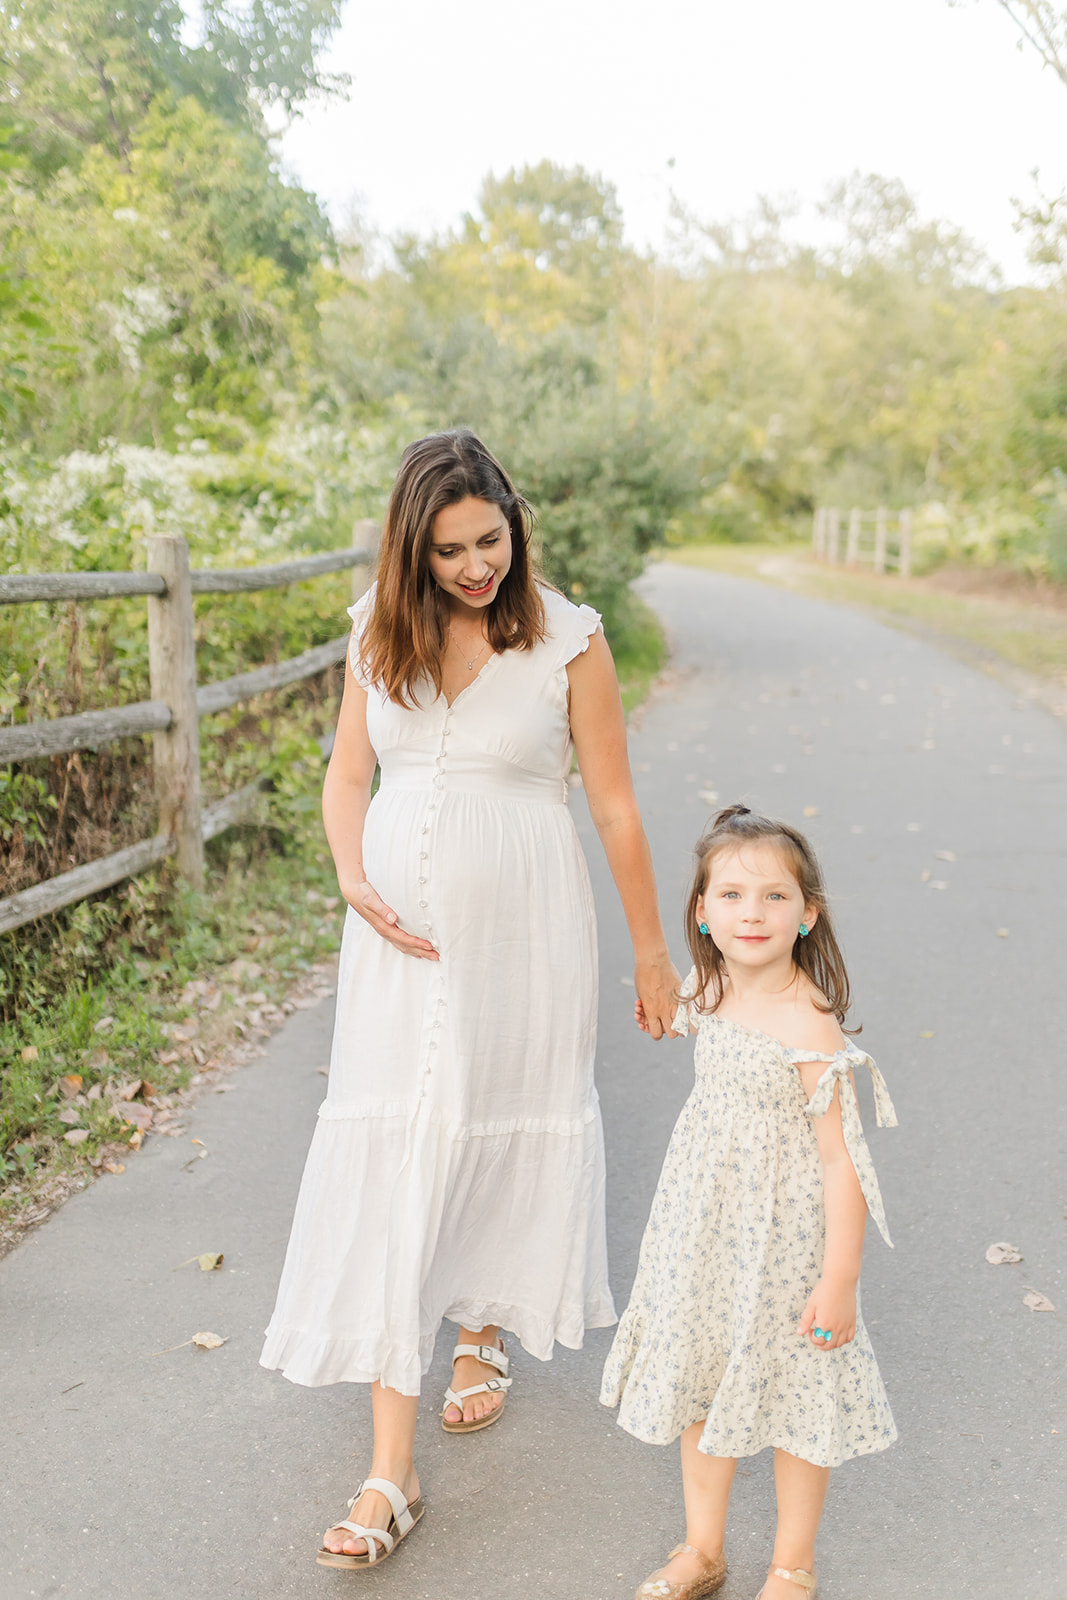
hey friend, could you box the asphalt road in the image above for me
[2,561,1064,1600]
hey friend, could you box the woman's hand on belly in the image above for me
[347,878,440,960]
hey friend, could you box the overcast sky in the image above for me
[279,0,1067,283]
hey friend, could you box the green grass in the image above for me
[663,541,1067,687]
[612,592,667,713]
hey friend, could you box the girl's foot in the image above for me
[755,1564,818,1600]
[637,1542,726,1599]
[321,1468,421,1559]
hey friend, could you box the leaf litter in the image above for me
[1023,1289,1055,1313]
[986,1242,1023,1265]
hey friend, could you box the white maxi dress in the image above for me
[260,583,616,1393]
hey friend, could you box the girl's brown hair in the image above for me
[683,804,855,1029]
[359,428,546,706]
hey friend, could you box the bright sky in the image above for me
[279,0,1067,283]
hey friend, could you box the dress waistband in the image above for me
[377,768,569,806]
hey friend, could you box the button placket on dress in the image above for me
[416,703,453,1092]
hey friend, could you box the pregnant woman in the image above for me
[260,428,679,1569]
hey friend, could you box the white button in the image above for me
[432,1020,441,1029]
[418,876,426,885]
[419,852,428,860]
[429,1041,437,1050]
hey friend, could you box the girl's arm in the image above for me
[567,629,679,1039]
[794,1053,868,1350]
[322,652,439,960]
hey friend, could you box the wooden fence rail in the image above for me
[811,505,912,577]
[0,519,379,935]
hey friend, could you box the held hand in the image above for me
[796,1278,857,1351]
[634,956,682,1041]
[348,880,440,961]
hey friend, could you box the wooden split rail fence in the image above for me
[0,522,379,936]
[812,506,912,577]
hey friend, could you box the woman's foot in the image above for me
[321,1467,421,1559]
[442,1326,508,1426]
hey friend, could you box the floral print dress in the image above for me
[600,971,898,1469]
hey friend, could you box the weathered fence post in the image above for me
[826,507,840,564]
[352,518,379,603]
[898,509,913,579]
[147,535,203,889]
[812,507,824,560]
[846,507,861,566]
[874,507,888,574]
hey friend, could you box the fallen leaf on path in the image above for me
[316,1066,329,1076]
[935,851,957,862]
[1023,1289,1055,1313]
[192,1138,206,1147]
[919,1031,935,1039]
[118,1079,142,1101]
[64,1129,89,1145]
[920,869,931,882]
[102,1161,125,1174]
[157,1049,181,1065]
[997,928,1010,939]
[171,1017,200,1042]
[86,1083,102,1101]
[191,1331,227,1350]
[198,1253,224,1271]
[127,1129,144,1150]
[802,806,819,817]
[120,1103,153,1132]
[985,1242,1023,1265]
[57,1107,82,1126]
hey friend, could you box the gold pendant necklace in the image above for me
[449,628,491,672]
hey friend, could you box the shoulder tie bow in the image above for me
[792,1046,897,1248]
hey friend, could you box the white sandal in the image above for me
[440,1339,512,1433]
[316,1476,424,1569]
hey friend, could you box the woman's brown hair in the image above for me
[359,429,546,706]
[683,804,856,1029]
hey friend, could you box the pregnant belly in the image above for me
[361,787,586,949]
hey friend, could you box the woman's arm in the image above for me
[322,652,439,960]
[567,629,679,1038]
[794,1053,867,1349]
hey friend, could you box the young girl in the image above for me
[601,805,897,1600]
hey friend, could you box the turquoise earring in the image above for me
[698,922,710,936]
[798,924,810,938]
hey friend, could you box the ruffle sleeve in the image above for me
[789,1043,897,1248]
[345,583,377,690]
[540,586,602,673]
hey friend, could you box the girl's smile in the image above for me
[698,842,816,974]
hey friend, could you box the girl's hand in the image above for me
[347,880,440,960]
[634,956,682,1040]
[796,1279,857,1351]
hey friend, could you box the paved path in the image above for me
[2,562,1064,1599]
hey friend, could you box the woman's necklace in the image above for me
[448,627,492,672]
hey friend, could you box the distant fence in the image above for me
[812,506,912,577]
[0,522,379,934]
